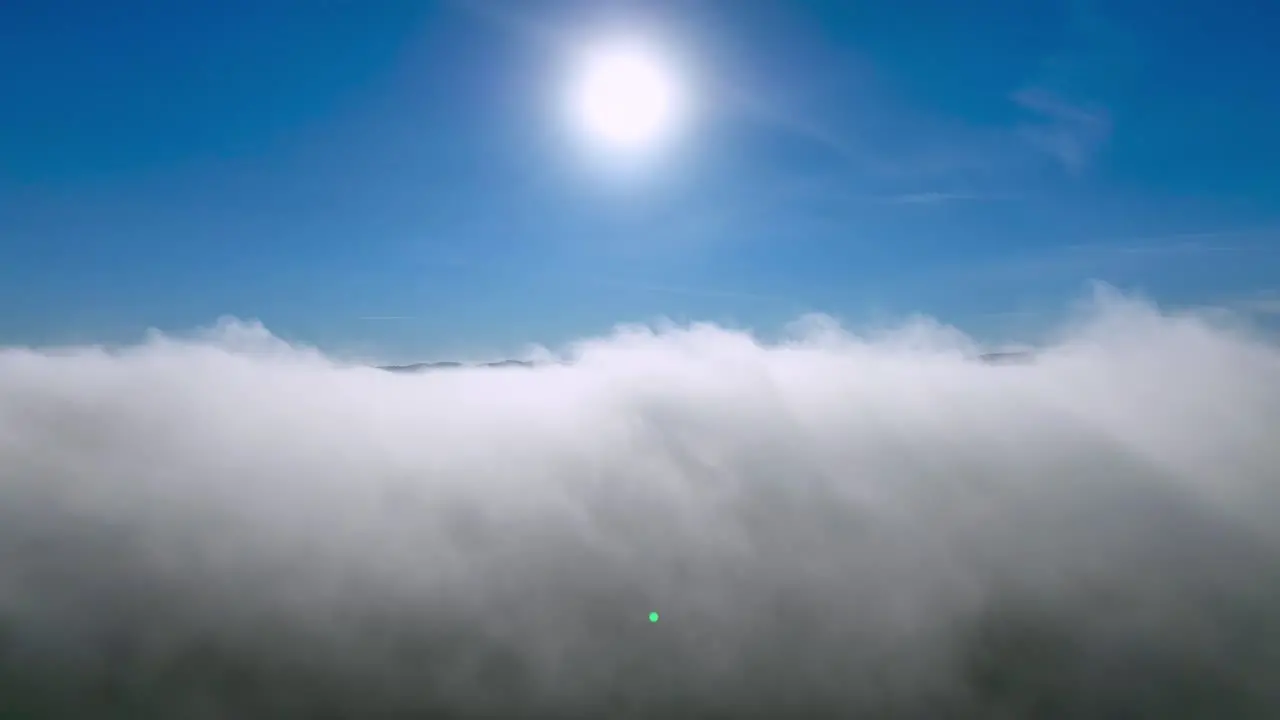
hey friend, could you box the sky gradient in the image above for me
[3,0,1278,360]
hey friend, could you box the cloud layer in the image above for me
[1,289,1278,718]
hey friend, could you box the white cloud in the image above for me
[1,289,1278,716]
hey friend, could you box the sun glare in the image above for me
[566,37,688,160]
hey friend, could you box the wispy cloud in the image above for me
[1013,88,1112,173]
[873,191,1018,206]
[1066,239,1229,257]
[444,0,565,48]
[1062,228,1278,256]
[588,276,799,306]
[722,82,874,169]
[898,228,1270,299]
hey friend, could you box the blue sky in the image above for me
[2,0,1278,359]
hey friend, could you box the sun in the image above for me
[565,37,688,160]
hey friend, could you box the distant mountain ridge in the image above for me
[977,351,1035,365]
[379,360,536,373]
[378,353,1034,373]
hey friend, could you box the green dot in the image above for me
[648,611,660,623]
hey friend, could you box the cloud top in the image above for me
[1,289,1278,717]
